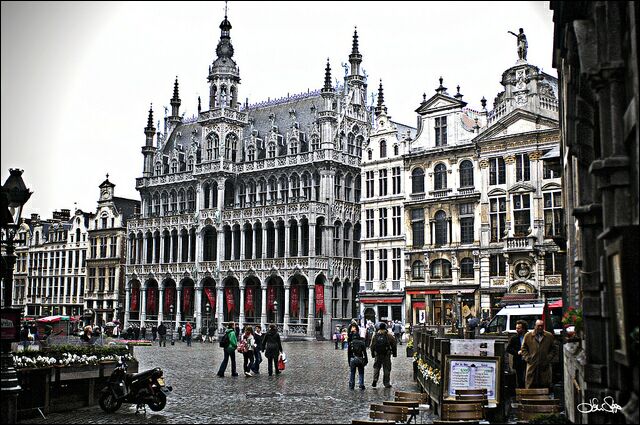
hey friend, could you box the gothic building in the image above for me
[552,2,638,423]
[403,45,562,324]
[125,13,369,339]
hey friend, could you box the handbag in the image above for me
[277,357,286,371]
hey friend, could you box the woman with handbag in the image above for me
[262,324,283,376]
[239,326,256,377]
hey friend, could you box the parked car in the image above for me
[480,301,563,335]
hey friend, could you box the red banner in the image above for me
[245,286,255,314]
[204,287,216,312]
[131,287,139,311]
[147,287,157,314]
[291,285,299,317]
[164,287,175,312]
[225,287,235,314]
[267,286,275,312]
[183,287,192,313]
[315,284,325,314]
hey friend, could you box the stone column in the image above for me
[307,284,315,335]
[284,224,291,257]
[309,222,316,257]
[240,227,246,260]
[231,228,237,260]
[217,179,225,210]
[188,231,192,262]
[284,283,291,334]
[142,236,148,264]
[140,287,147,323]
[217,227,225,262]
[195,285,203,331]
[252,226,258,260]
[152,235,157,263]
[323,281,332,338]
[298,222,304,257]
[176,288,182,330]
[159,235,165,264]
[274,224,281,258]
[216,285,224,331]
[239,281,246,326]
[158,287,165,323]
[262,226,268,259]
[261,284,268,329]
[124,283,131,328]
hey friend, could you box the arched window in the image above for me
[430,259,452,279]
[412,261,425,279]
[334,173,342,200]
[412,168,425,193]
[460,257,474,278]
[171,159,178,174]
[311,135,320,151]
[225,133,238,161]
[187,157,194,171]
[267,142,276,159]
[435,210,447,245]
[247,146,255,162]
[459,160,474,187]
[347,133,355,154]
[187,188,195,211]
[393,144,399,156]
[368,150,373,161]
[155,162,162,176]
[434,163,447,190]
[345,174,353,202]
[380,139,387,158]
[289,139,298,155]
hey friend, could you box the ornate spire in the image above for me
[351,27,360,55]
[146,104,154,130]
[375,79,387,116]
[435,76,447,94]
[172,77,180,101]
[454,85,463,100]
[170,76,181,120]
[348,27,362,76]
[322,58,334,93]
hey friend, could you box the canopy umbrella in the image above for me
[37,315,70,324]
[547,299,563,309]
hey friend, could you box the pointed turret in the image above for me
[208,5,240,110]
[454,85,463,100]
[322,58,334,93]
[348,27,362,77]
[169,77,182,124]
[435,77,447,95]
[375,79,388,116]
[142,104,157,177]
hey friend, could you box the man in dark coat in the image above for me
[506,319,528,388]
[348,331,368,390]
[157,322,167,347]
[520,319,559,389]
[151,325,157,341]
[369,322,397,388]
[261,324,283,376]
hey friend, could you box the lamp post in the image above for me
[205,303,211,341]
[355,294,361,327]
[169,304,174,345]
[273,300,278,326]
[1,169,32,424]
[456,291,463,336]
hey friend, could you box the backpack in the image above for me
[219,331,230,348]
[237,338,248,353]
[374,332,391,356]
[350,338,366,358]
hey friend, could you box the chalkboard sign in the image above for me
[443,355,501,404]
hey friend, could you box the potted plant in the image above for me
[562,307,583,340]
[406,336,415,357]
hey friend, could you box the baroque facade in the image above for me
[125,13,369,339]
[403,47,562,324]
[552,2,639,424]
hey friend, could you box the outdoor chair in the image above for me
[369,404,409,423]
[352,420,396,425]
[394,390,429,403]
[515,388,549,402]
[440,402,484,421]
[383,401,419,423]
[516,400,561,422]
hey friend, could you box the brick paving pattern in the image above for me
[19,340,432,424]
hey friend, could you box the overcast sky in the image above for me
[1,1,556,218]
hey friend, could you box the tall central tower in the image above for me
[207,11,241,110]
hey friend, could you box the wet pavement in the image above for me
[19,339,431,424]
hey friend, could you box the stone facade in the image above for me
[552,2,639,423]
[125,13,369,339]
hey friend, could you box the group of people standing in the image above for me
[217,322,284,378]
[507,319,559,389]
[346,320,398,390]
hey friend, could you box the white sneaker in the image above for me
[244,371,252,377]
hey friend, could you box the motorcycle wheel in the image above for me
[98,391,122,413]
[148,393,166,411]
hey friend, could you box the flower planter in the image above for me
[406,347,415,357]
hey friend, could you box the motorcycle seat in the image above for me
[128,368,160,383]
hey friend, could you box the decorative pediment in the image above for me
[415,93,467,115]
[475,109,558,142]
[487,188,507,197]
[541,182,562,191]
[508,182,536,193]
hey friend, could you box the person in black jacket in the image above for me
[261,324,283,376]
[157,322,167,347]
[369,322,397,388]
[506,320,528,388]
[252,325,264,374]
[348,332,368,390]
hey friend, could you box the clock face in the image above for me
[101,189,110,200]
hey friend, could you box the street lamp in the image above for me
[355,294,361,327]
[205,303,211,341]
[456,291,463,335]
[169,304,174,344]
[273,300,278,325]
[1,168,31,424]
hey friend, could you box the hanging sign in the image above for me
[291,285,299,317]
[267,286,275,312]
[204,287,216,311]
[183,287,192,313]
[245,287,255,314]
[131,287,139,311]
[315,284,325,314]
[147,287,157,314]
[226,287,235,314]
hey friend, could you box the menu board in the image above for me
[443,355,501,404]
[450,339,495,357]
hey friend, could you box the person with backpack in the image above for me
[261,324,283,376]
[217,322,239,378]
[157,322,167,347]
[239,326,256,377]
[369,322,397,388]
[347,325,368,390]
[185,321,193,347]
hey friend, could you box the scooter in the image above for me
[99,356,172,414]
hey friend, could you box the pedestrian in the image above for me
[347,321,359,343]
[208,324,216,343]
[177,324,183,342]
[133,324,140,340]
[520,319,559,389]
[141,325,147,340]
[341,328,348,349]
[239,326,256,377]
[252,325,263,374]
[151,324,157,341]
[261,324,283,376]
[81,325,93,343]
[185,321,193,347]
[507,320,528,389]
[365,321,375,348]
[234,323,241,340]
[157,321,167,347]
[348,327,368,390]
[200,325,207,343]
[127,324,134,339]
[369,322,397,388]
[468,316,480,332]
[392,320,403,346]
[334,325,342,350]
[217,322,239,378]
[20,324,30,349]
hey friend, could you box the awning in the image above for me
[541,146,560,160]
[439,288,477,294]
[361,298,404,304]
[547,299,563,308]
[412,302,426,309]
[407,289,440,295]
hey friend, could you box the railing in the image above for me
[410,193,426,201]
[429,188,453,198]
[540,96,558,112]
[456,187,478,195]
[504,236,535,250]
[487,103,507,125]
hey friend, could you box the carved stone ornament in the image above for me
[503,155,516,164]
[479,159,490,168]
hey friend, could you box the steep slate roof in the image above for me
[113,198,140,220]
[162,122,202,154]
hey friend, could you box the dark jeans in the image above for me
[217,349,237,376]
[243,351,255,373]
[515,364,526,388]
[372,354,392,386]
[186,335,192,346]
[349,357,365,389]
[159,335,166,347]
[252,350,263,373]
[266,356,280,376]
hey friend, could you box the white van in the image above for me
[480,303,562,335]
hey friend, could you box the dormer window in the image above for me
[289,139,298,155]
[435,116,447,146]
[311,135,320,151]
[267,142,276,158]
[380,139,387,158]
[248,147,255,162]
[170,159,178,174]
[393,144,399,156]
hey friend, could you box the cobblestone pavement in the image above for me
[19,339,433,424]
